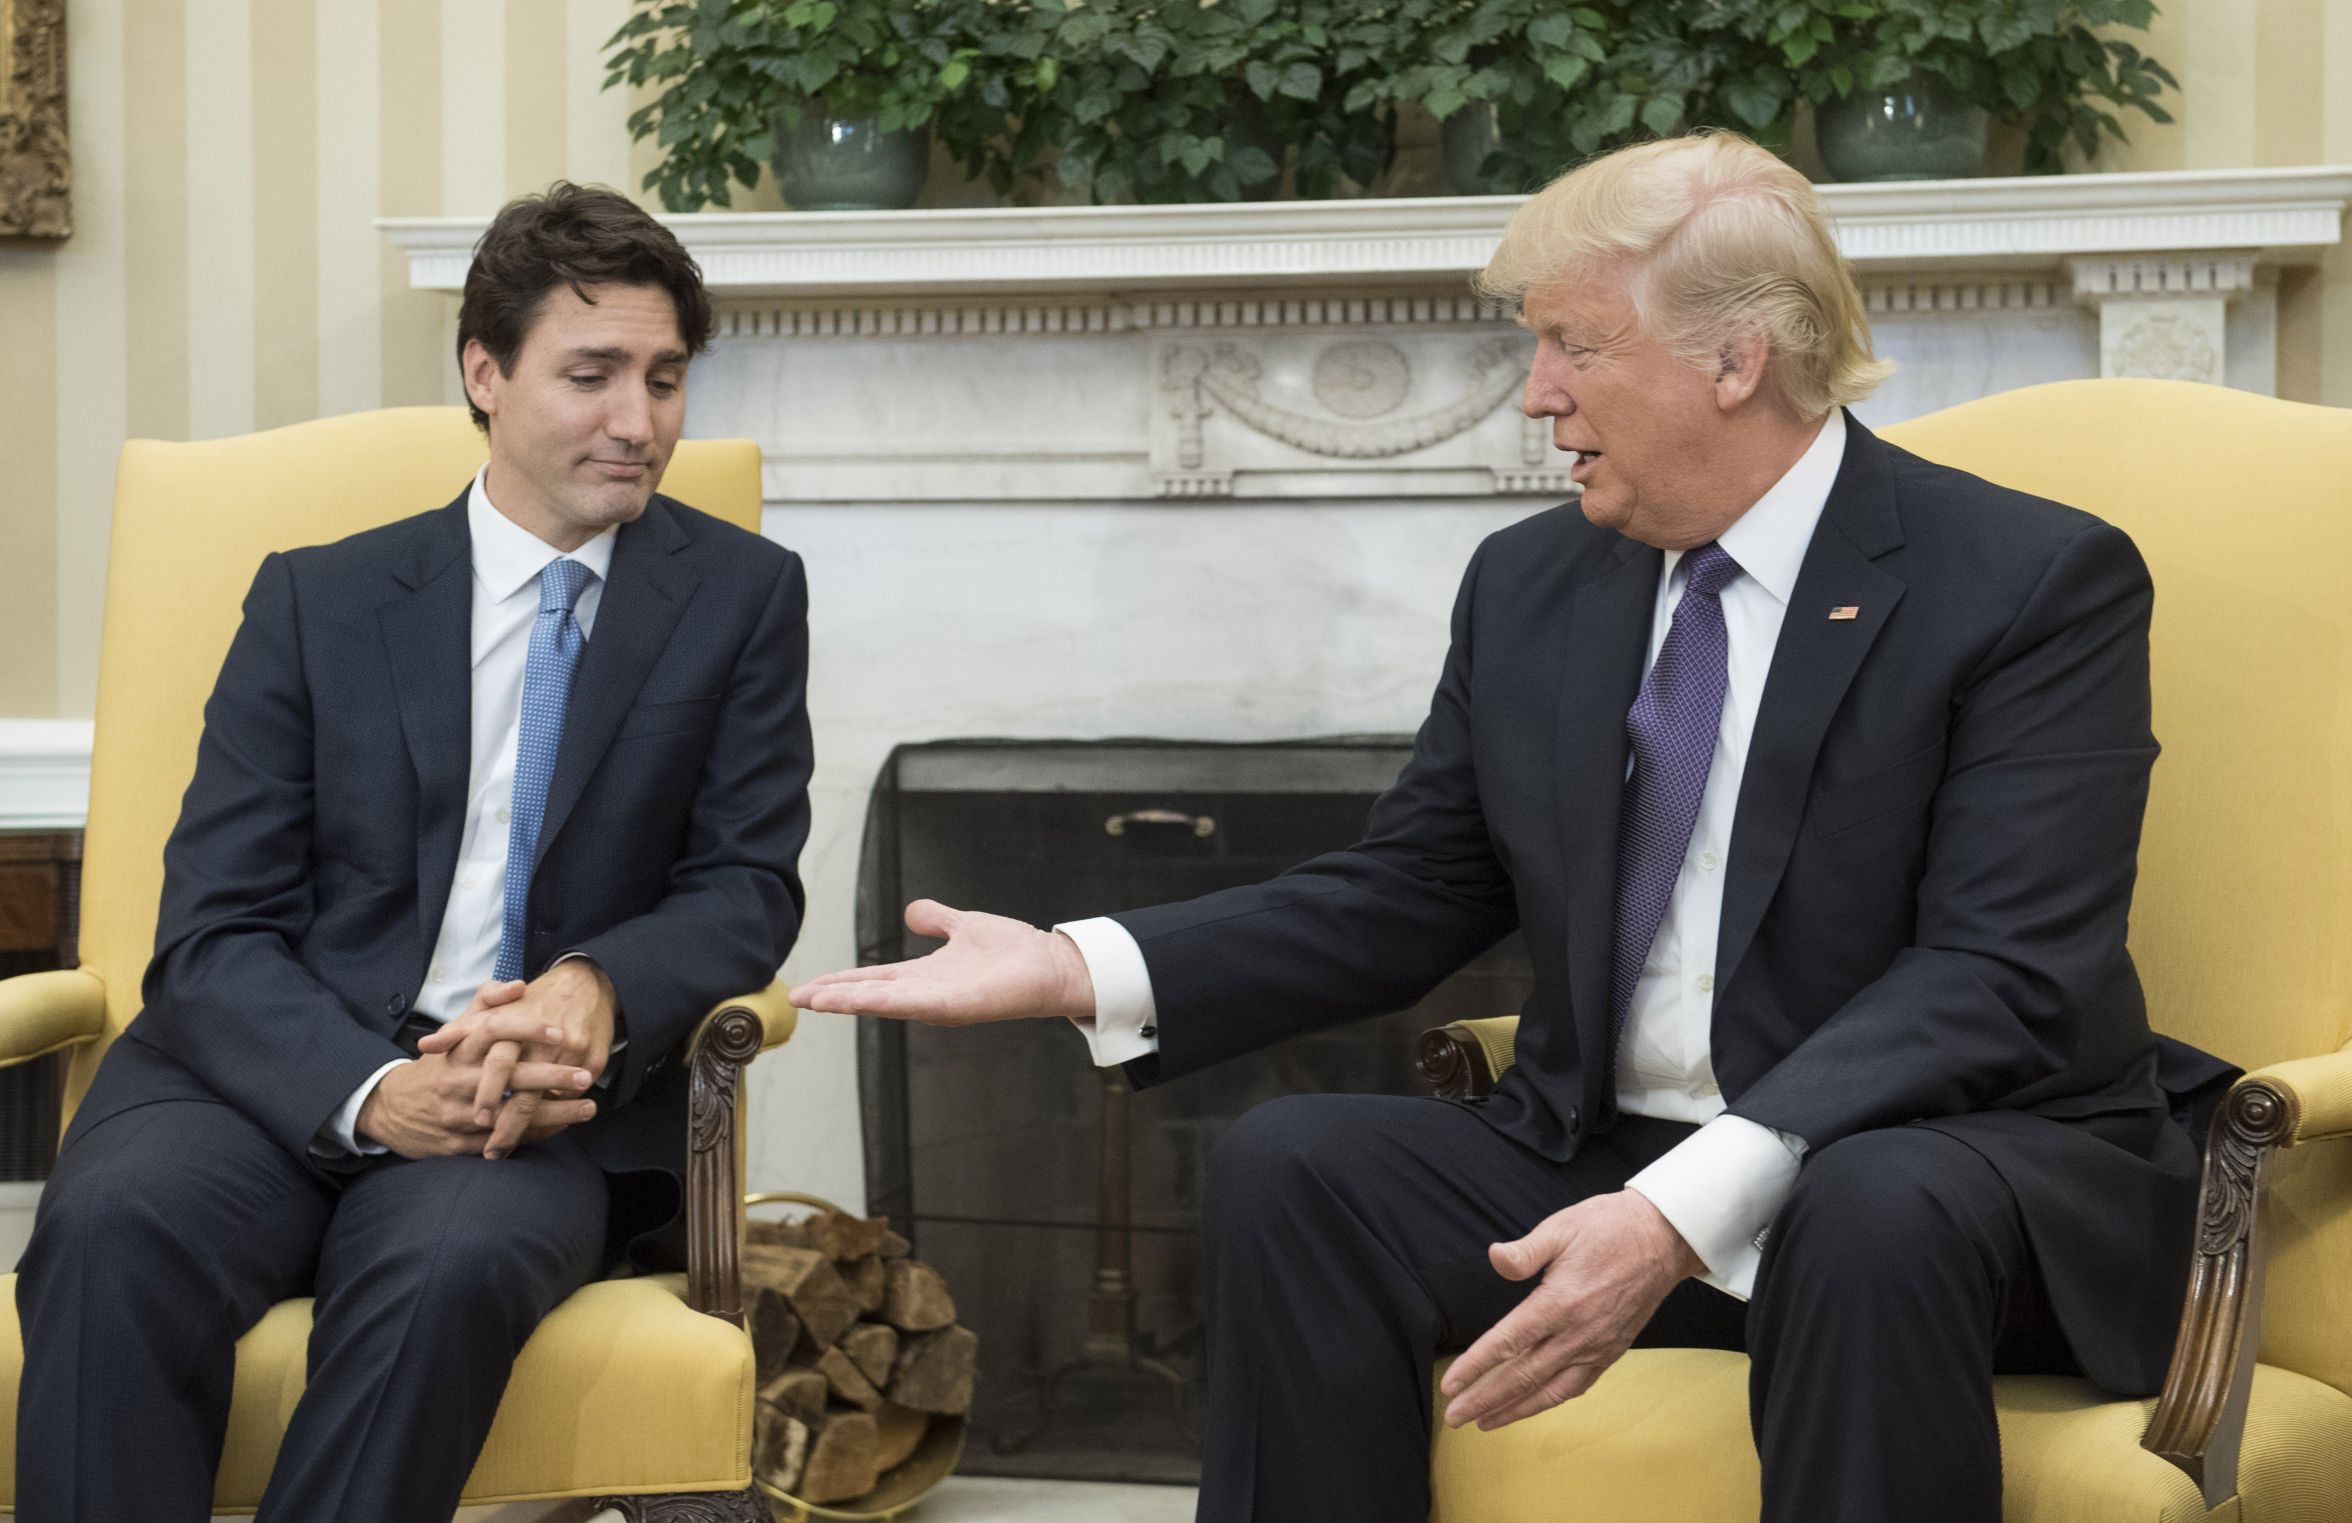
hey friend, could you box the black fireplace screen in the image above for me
[854,738,1533,1483]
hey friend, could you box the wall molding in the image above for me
[0,720,94,831]
[386,166,2352,303]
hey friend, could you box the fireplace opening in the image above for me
[854,738,1534,1483]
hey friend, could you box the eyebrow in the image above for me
[562,345,690,366]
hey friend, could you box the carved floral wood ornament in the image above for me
[0,0,69,239]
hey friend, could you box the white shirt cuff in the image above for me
[314,1059,408,1157]
[1054,917,1161,1067]
[1624,1114,1807,1300]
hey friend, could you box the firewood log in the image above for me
[888,1325,979,1415]
[839,1321,899,1389]
[752,1403,810,1495]
[742,1242,861,1351]
[842,1253,887,1314]
[758,1367,829,1425]
[798,1410,882,1504]
[878,1259,957,1332]
[747,1290,803,1385]
[871,1402,929,1473]
[808,1209,896,1261]
[817,1344,885,1411]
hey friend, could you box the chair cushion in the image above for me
[1429,1348,2352,1522]
[0,1271,754,1510]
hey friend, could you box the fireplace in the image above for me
[854,738,1533,1483]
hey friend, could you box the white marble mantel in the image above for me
[384,165,2352,296]
[387,166,2351,508]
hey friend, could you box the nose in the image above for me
[605,381,654,447]
[1522,345,1574,420]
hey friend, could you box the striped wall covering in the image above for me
[1,0,2348,717]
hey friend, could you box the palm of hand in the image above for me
[795,900,1094,1024]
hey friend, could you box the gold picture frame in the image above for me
[0,0,69,239]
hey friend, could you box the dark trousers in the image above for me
[15,1090,608,1523]
[1197,1094,2075,1523]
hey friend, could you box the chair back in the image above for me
[1884,379,2352,1398]
[61,407,764,1123]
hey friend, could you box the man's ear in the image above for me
[460,338,503,421]
[1712,328,1772,412]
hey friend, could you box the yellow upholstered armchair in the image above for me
[1418,380,2352,1522]
[0,408,797,1520]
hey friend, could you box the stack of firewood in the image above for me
[743,1209,978,1505]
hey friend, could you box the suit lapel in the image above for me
[1714,420,1908,993]
[1554,535,1661,1056]
[534,497,695,869]
[379,494,475,951]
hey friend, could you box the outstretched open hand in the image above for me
[794,899,1097,1026]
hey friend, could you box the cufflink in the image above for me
[1139,1024,1157,1039]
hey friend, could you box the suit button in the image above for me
[1566,1105,1581,1132]
[385,993,408,1017]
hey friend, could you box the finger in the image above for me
[507,1060,597,1094]
[484,1091,544,1160]
[1440,1285,1564,1400]
[1469,1356,1611,1431]
[1444,1320,1581,1428]
[420,1012,567,1055]
[903,899,965,941]
[472,977,528,1010]
[795,962,914,992]
[471,1040,523,1124]
[791,981,942,1020]
[1488,1231,1554,1283]
[521,1099,600,1141]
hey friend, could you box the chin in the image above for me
[1579,491,1630,531]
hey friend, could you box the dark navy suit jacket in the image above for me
[1116,418,2235,1395]
[77,487,812,1256]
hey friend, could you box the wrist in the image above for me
[1050,930,1099,1021]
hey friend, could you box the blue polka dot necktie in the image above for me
[1610,541,1742,1042]
[494,557,595,983]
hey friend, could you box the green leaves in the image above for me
[602,0,2175,212]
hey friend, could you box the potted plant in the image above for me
[605,0,991,211]
[982,0,1394,205]
[1730,0,2177,180]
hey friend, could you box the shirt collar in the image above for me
[1667,407,1847,607]
[466,466,618,604]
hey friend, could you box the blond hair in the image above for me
[1478,133,1891,419]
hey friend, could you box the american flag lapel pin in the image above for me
[1828,605,1861,621]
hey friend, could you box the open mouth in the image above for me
[1567,448,1602,480]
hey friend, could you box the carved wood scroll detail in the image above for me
[2141,1077,2296,1509]
[0,0,71,239]
[1416,1024,1496,1101]
[599,1486,771,1522]
[685,1003,767,1325]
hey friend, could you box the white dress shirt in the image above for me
[1060,410,1849,1299]
[318,469,616,1154]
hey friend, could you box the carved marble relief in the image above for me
[1151,330,1573,498]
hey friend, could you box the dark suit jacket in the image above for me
[75,487,812,1256]
[1115,417,2233,1395]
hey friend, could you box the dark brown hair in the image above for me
[455,182,714,430]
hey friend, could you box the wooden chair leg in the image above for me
[595,1488,770,1521]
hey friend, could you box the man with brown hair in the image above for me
[15,183,812,1522]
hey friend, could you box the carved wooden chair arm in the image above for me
[1415,1014,1522,1099]
[0,968,107,1069]
[681,981,796,1323]
[2142,1044,2352,1508]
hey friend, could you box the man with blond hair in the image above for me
[798,133,2228,1522]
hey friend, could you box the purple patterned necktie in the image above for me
[1610,541,1743,1039]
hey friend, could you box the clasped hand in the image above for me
[356,960,618,1161]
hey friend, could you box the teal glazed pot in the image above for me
[1440,102,1500,194]
[1816,70,1990,182]
[775,111,929,211]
